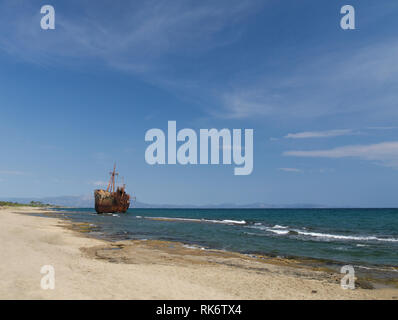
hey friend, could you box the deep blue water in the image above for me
[52,208,398,267]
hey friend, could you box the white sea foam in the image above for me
[183,244,200,249]
[182,244,207,250]
[248,225,267,231]
[273,225,288,229]
[140,215,397,243]
[220,219,246,225]
[266,228,289,235]
[247,224,398,243]
[248,225,289,235]
[145,216,246,225]
[356,265,398,272]
[291,230,398,242]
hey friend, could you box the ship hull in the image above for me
[94,189,130,214]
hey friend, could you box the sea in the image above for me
[49,208,398,272]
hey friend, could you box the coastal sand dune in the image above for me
[0,207,397,300]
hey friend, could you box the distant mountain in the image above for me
[0,195,328,209]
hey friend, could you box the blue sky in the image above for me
[1,0,398,206]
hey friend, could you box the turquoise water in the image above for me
[53,208,398,267]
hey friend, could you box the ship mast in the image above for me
[106,163,119,192]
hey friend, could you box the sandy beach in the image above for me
[0,207,397,300]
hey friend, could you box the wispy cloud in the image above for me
[0,170,26,175]
[91,181,108,187]
[284,129,354,139]
[278,168,303,173]
[216,39,398,120]
[0,0,259,70]
[215,90,277,119]
[1,1,397,124]
[283,141,398,168]
[367,126,398,130]
[316,168,335,174]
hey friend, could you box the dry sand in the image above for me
[0,207,397,300]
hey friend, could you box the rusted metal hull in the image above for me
[94,189,130,214]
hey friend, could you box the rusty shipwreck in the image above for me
[94,164,131,214]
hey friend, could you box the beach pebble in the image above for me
[356,280,373,290]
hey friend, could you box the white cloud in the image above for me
[283,141,398,168]
[278,168,303,173]
[215,90,277,119]
[1,1,397,123]
[0,170,26,175]
[316,168,335,174]
[367,126,398,130]
[216,39,398,119]
[92,181,108,187]
[284,129,354,139]
[0,0,259,70]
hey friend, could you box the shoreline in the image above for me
[42,207,398,285]
[1,206,397,299]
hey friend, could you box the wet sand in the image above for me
[0,207,397,300]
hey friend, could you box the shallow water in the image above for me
[52,208,398,268]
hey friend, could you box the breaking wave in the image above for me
[248,223,398,243]
[142,216,247,225]
[136,215,398,243]
[290,230,398,242]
